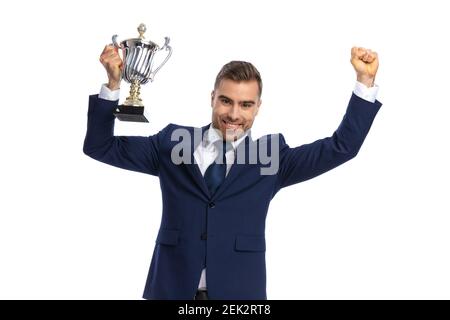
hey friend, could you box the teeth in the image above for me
[223,120,240,130]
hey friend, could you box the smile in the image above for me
[222,119,242,130]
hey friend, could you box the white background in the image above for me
[0,0,449,299]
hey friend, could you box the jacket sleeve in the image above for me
[275,93,382,191]
[82,95,170,176]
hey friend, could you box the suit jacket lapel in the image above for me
[181,124,253,200]
[211,135,252,200]
[182,124,211,199]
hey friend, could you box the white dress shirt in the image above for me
[98,81,379,290]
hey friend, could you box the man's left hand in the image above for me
[351,47,379,87]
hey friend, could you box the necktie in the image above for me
[204,141,232,196]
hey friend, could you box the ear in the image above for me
[211,90,215,107]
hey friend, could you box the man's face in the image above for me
[211,79,261,141]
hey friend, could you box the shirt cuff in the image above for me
[99,83,120,101]
[353,81,379,103]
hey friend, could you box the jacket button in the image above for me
[208,202,215,208]
[201,233,207,240]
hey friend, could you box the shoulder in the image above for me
[254,132,288,147]
[156,123,206,145]
[160,123,205,136]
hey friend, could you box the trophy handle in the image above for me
[149,37,172,81]
[112,34,121,49]
[111,34,125,68]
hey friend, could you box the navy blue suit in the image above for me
[83,93,382,299]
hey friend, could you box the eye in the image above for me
[220,98,231,105]
[242,103,253,108]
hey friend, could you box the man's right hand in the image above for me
[99,45,123,91]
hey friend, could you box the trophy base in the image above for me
[113,105,149,123]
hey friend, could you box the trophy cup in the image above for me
[112,23,172,122]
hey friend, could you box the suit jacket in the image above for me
[83,93,382,299]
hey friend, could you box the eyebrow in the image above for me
[218,95,256,105]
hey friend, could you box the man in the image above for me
[83,45,382,300]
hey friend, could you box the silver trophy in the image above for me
[112,23,172,122]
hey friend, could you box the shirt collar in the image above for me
[205,124,249,150]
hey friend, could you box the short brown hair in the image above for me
[214,61,263,97]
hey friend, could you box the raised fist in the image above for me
[350,47,379,87]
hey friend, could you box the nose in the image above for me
[228,105,240,122]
